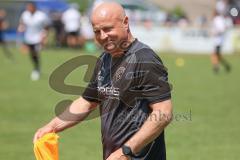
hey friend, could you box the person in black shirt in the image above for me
[33,2,173,160]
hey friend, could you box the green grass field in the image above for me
[0,46,239,160]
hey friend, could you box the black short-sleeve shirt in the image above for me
[82,39,171,160]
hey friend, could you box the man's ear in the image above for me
[123,16,129,29]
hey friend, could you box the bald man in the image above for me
[33,2,172,160]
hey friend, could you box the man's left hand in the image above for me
[106,148,130,160]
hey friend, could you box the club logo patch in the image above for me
[115,67,126,81]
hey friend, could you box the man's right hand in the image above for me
[33,125,55,143]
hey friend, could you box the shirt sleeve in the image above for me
[136,48,172,104]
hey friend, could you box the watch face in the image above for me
[122,145,132,156]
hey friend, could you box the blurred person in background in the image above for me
[50,10,64,47]
[80,14,97,53]
[0,9,14,60]
[18,2,50,81]
[211,10,232,73]
[216,0,229,15]
[61,3,82,48]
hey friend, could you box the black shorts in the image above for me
[25,43,41,53]
[215,45,221,55]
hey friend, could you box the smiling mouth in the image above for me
[103,41,117,51]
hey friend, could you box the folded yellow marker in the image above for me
[34,133,59,160]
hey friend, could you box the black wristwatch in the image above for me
[122,145,135,158]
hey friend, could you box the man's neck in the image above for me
[111,36,135,58]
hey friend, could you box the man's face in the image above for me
[91,15,129,55]
[27,3,36,14]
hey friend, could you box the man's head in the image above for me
[91,2,133,56]
[26,2,36,14]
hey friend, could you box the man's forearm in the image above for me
[46,97,98,133]
[45,117,76,133]
[125,101,172,154]
[33,97,98,143]
[17,22,25,32]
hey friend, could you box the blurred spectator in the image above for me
[50,11,64,47]
[211,10,232,73]
[216,0,229,15]
[61,3,82,48]
[0,9,14,60]
[196,15,208,28]
[178,16,190,28]
[80,15,97,53]
[18,2,50,81]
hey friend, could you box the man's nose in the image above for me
[100,30,108,40]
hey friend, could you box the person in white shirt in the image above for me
[61,3,81,48]
[211,10,231,73]
[18,2,49,80]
